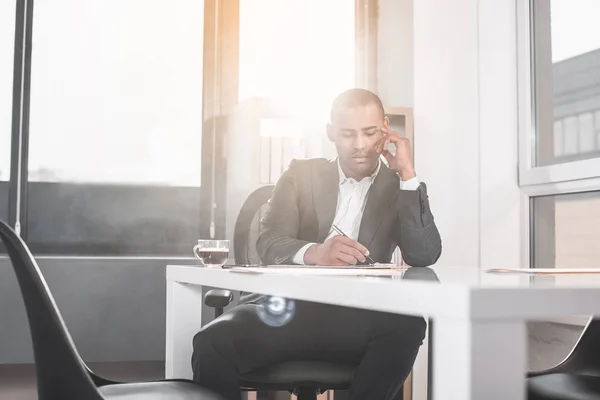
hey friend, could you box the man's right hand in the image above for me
[303,235,370,265]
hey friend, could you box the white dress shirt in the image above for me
[292,159,420,264]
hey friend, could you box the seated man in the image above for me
[192,89,442,400]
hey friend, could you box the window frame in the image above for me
[518,0,600,269]
[8,0,32,238]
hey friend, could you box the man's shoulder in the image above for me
[287,158,335,174]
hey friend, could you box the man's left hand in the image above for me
[377,127,416,181]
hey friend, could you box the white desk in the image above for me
[166,265,600,400]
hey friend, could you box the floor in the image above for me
[0,322,586,400]
[0,361,165,400]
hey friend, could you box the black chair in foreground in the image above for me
[0,220,223,400]
[203,185,356,400]
[528,318,600,400]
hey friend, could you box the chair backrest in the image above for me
[0,220,104,400]
[233,185,275,264]
[556,317,600,374]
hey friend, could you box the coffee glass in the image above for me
[193,240,230,268]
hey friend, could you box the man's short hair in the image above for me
[330,88,385,122]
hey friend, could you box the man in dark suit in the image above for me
[192,89,442,400]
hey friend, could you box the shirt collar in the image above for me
[337,158,381,185]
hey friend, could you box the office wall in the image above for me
[476,0,522,270]
[378,0,521,270]
[377,0,413,108]
[0,257,209,364]
[413,0,521,269]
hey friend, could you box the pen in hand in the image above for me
[331,224,376,265]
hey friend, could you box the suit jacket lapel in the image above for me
[313,160,339,242]
[358,165,398,248]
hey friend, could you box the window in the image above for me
[520,1,600,270]
[26,0,205,255]
[239,0,355,119]
[0,0,16,224]
[532,191,600,269]
[530,0,600,167]
[238,0,355,165]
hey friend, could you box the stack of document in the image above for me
[486,268,600,275]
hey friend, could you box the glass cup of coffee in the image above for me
[193,240,230,268]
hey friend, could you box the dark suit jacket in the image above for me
[256,158,442,267]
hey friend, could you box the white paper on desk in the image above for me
[486,268,600,275]
[261,264,398,269]
[230,265,406,276]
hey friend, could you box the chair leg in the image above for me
[252,390,286,400]
[255,390,269,400]
[295,388,318,400]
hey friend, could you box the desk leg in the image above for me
[432,318,526,400]
[165,280,204,379]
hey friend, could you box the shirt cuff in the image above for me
[399,176,420,191]
[292,243,316,265]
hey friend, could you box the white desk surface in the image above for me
[166,264,600,319]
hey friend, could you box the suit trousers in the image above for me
[192,296,427,400]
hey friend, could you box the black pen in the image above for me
[331,224,376,265]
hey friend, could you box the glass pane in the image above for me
[239,0,354,115]
[553,120,563,157]
[532,191,600,269]
[595,110,600,149]
[238,0,354,158]
[532,0,600,166]
[27,0,204,255]
[563,116,578,155]
[578,113,595,153]
[0,0,16,224]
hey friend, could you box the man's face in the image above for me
[327,104,388,180]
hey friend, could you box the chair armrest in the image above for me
[204,289,234,308]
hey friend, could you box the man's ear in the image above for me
[326,123,335,142]
[383,116,390,130]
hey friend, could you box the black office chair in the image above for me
[0,220,223,400]
[204,185,356,400]
[204,185,276,319]
[528,317,600,400]
[232,185,274,267]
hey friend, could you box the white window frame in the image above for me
[518,0,600,186]
[517,0,600,269]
